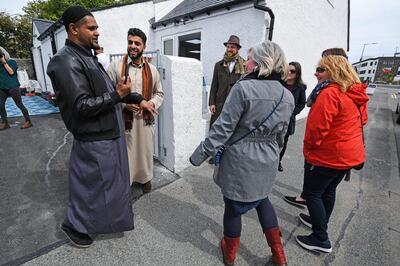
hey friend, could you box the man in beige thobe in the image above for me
[108,28,163,193]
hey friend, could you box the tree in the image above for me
[0,12,32,58]
[23,0,136,21]
[1,1,136,58]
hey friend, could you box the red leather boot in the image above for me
[264,228,288,266]
[220,236,240,266]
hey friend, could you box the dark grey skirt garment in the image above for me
[64,126,134,234]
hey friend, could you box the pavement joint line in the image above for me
[324,174,364,265]
[44,132,70,186]
[388,190,400,197]
[388,227,400,234]
[1,239,67,266]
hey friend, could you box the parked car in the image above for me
[366,84,377,95]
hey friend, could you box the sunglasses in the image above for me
[289,69,296,74]
[316,67,326,73]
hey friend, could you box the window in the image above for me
[361,63,368,67]
[163,39,173,56]
[360,70,366,74]
[370,62,373,66]
[178,32,201,61]
[375,62,377,65]
[368,70,371,74]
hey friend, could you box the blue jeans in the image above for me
[302,161,348,241]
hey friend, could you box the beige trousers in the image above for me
[125,117,154,185]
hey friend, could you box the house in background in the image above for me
[32,0,350,94]
[353,56,400,83]
[31,18,54,93]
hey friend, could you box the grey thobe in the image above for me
[64,69,134,234]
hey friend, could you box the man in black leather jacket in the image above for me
[47,6,156,248]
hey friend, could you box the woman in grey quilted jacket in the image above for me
[190,41,294,266]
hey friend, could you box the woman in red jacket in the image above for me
[295,55,368,253]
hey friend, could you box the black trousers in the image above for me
[279,134,290,161]
[302,162,348,241]
[0,87,30,123]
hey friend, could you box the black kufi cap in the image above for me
[62,6,93,31]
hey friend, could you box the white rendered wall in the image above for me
[40,39,55,93]
[92,2,156,55]
[153,1,348,120]
[31,25,46,92]
[159,55,205,172]
[55,28,67,51]
[153,4,265,86]
[354,59,379,82]
[268,0,348,119]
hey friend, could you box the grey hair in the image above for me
[250,41,288,80]
[0,46,10,60]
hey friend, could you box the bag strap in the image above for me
[357,107,365,146]
[228,88,285,147]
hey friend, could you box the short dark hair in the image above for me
[127,28,147,45]
[321,48,348,59]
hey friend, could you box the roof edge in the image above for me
[151,0,250,28]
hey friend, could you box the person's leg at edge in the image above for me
[8,87,32,128]
[257,197,287,266]
[278,134,289,171]
[221,197,241,265]
[0,89,10,129]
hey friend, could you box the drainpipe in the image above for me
[253,1,275,41]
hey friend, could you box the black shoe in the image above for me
[142,181,152,193]
[296,234,332,253]
[208,158,214,164]
[299,213,312,229]
[278,162,283,172]
[283,196,307,209]
[61,223,93,248]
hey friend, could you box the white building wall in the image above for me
[40,39,55,93]
[264,0,348,118]
[92,2,156,55]
[153,3,265,86]
[55,28,67,51]
[31,24,46,92]
[353,59,378,82]
[153,0,348,120]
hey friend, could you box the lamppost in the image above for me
[360,42,377,61]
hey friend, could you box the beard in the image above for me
[128,48,143,61]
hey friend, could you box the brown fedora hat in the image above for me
[224,35,241,49]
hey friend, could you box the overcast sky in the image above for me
[1,0,399,63]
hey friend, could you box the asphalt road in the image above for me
[1,85,400,265]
